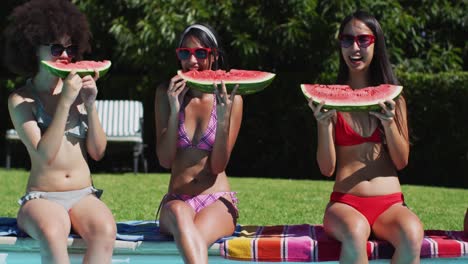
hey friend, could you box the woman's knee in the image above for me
[328,221,370,261]
[164,202,193,222]
[160,201,197,237]
[344,222,371,245]
[87,221,117,242]
[36,223,70,244]
[327,216,370,244]
[97,221,117,240]
[398,218,424,252]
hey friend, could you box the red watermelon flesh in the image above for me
[41,60,112,78]
[177,69,275,95]
[300,84,403,111]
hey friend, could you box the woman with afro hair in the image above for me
[4,0,116,263]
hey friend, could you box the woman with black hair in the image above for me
[154,23,242,264]
[5,0,116,263]
[308,11,423,263]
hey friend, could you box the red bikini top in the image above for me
[335,112,382,146]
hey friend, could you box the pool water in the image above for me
[0,252,466,264]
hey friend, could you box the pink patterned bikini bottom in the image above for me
[156,191,239,219]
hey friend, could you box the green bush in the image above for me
[228,71,468,188]
[398,71,468,187]
[2,72,467,188]
[1,0,466,187]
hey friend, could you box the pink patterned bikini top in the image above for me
[177,96,217,151]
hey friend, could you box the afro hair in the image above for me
[3,0,92,76]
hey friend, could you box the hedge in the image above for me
[1,71,467,188]
[227,71,468,188]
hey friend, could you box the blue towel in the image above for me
[0,218,25,237]
[0,217,172,242]
[115,220,172,241]
[0,217,234,243]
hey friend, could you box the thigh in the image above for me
[323,202,371,242]
[159,199,196,235]
[17,199,71,240]
[69,194,116,240]
[194,197,237,246]
[372,203,423,245]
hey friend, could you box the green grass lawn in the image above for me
[0,169,466,231]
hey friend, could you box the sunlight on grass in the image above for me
[0,169,466,230]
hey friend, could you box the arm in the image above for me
[370,97,409,170]
[316,120,337,177]
[84,102,107,160]
[210,83,243,174]
[308,100,337,177]
[8,73,82,165]
[155,76,188,168]
[8,92,68,165]
[81,72,107,160]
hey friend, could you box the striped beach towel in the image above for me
[220,224,468,262]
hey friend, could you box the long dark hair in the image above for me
[177,23,229,71]
[337,11,397,85]
[337,10,408,143]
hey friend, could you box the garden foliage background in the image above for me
[0,0,467,187]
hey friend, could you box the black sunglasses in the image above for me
[49,44,78,58]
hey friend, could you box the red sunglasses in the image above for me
[339,34,375,48]
[176,48,214,60]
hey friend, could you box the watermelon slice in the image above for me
[41,60,112,79]
[301,84,403,111]
[177,69,276,95]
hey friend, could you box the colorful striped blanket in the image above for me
[220,224,468,262]
[2,218,467,261]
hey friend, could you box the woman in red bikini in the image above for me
[308,11,423,263]
[154,23,242,264]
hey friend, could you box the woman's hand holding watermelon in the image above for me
[369,99,396,127]
[167,75,188,113]
[213,81,239,124]
[61,70,83,106]
[308,98,336,127]
[80,70,99,108]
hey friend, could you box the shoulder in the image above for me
[157,80,170,91]
[8,86,36,127]
[8,85,33,109]
[155,81,169,98]
[154,81,171,113]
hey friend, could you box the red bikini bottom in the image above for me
[330,192,404,226]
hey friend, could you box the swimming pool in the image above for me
[1,220,466,263]
[1,252,467,264]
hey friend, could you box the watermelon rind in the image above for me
[177,70,276,95]
[300,84,403,112]
[41,60,112,79]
